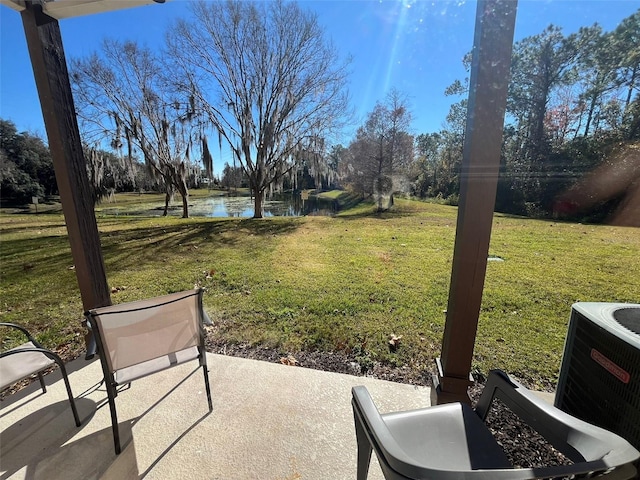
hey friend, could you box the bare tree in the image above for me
[72,40,209,217]
[345,89,414,210]
[167,0,350,218]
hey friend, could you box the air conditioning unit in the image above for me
[555,303,640,451]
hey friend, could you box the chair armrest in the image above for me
[0,323,37,344]
[0,345,64,364]
[475,370,640,469]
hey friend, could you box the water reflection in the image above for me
[191,194,337,218]
[99,193,338,218]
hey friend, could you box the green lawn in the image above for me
[1,191,638,389]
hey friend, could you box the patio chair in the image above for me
[0,323,81,427]
[85,288,213,454]
[352,369,640,480]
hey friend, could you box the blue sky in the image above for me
[1,0,639,154]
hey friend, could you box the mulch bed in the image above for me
[468,384,573,471]
[205,337,431,385]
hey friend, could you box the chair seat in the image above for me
[114,346,200,385]
[381,402,511,471]
[0,342,56,390]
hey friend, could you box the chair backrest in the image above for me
[86,289,204,375]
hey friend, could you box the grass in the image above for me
[1,190,638,390]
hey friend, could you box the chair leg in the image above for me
[37,371,47,394]
[202,363,213,412]
[105,382,122,455]
[59,363,81,427]
[354,411,373,480]
[42,350,81,427]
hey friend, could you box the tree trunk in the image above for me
[175,173,189,218]
[163,191,170,216]
[573,108,584,140]
[625,65,638,111]
[583,94,597,137]
[253,187,263,218]
[180,190,189,218]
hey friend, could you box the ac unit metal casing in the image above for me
[555,302,640,451]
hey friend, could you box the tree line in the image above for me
[410,11,640,222]
[298,8,640,223]
[0,118,210,209]
[2,3,638,224]
[1,119,56,205]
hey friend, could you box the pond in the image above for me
[201,194,338,218]
[100,193,339,218]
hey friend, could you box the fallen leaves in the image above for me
[280,355,298,366]
[388,334,403,352]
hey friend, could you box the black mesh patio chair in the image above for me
[352,369,639,480]
[85,288,213,454]
[0,322,81,427]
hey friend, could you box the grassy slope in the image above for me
[1,192,638,389]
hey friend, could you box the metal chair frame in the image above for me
[85,289,212,454]
[0,322,81,427]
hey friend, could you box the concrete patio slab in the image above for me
[1,353,432,480]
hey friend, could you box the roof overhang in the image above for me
[0,0,164,19]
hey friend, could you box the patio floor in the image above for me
[1,353,434,480]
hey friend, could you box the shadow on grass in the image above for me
[0,235,76,272]
[101,217,300,246]
[338,204,419,221]
[0,221,69,237]
[0,218,302,282]
[99,217,301,270]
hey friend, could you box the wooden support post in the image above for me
[21,1,111,354]
[432,0,517,405]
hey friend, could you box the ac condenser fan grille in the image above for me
[555,304,640,451]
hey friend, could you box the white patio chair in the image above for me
[352,369,639,479]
